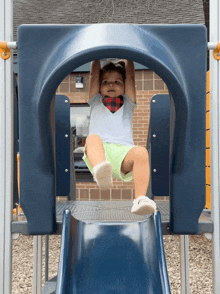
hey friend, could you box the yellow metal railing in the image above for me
[206,71,211,209]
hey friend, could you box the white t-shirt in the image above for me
[88,93,137,146]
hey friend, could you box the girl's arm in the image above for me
[124,60,136,103]
[89,60,100,100]
[125,60,136,103]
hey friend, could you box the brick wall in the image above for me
[57,69,169,201]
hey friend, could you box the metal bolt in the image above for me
[65,134,68,138]
[152,100,156,103]
[153,134,156,138]
[65,100,68,103]
[65,169,69,172]
[3,52,7,56]
[153,169,157,173]
[217,53,220,57]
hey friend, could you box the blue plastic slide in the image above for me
[55,210,171,294]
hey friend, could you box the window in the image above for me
[70,103,94,182]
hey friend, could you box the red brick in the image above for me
[90,189,100,200]
[144,70,153,79]
[136,81,142,91]
[111,189,121,200]
[126,182,134,186]
[59,82,69,93]
[76,184,87,189]
[80,189,89,200]
[101,190,110,200]
[148,90,160,94]
[76,189,79,199]
[122,189,132,200]
[73,193,80,200]
[144,80,153,90]
[159,90,169,94]
[135,70,143,80]
[154,80,165,90]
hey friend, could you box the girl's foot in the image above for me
[131,196,156,215]
[93,161,113,190]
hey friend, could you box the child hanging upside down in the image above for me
[82,59,156,215]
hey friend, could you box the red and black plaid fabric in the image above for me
[102,95,124,113]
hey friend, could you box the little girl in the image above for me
[82,59,156,215]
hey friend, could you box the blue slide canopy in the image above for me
[18,24,206,234]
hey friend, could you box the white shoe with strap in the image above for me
[131,196,157,215]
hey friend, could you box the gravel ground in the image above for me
[12,234,212,293]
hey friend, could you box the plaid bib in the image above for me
[102,95,124,113]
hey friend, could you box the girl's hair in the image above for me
[99,60,126,83]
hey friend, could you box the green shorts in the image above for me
[82,143,136,182]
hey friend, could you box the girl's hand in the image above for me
[118,59,127,66]
[89,60,101,99]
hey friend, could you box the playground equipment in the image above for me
[17,23,206,235]
[54,210,171,294]
[1,0,220,293]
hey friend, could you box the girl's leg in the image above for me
[121,146,150,198]
[85,134,106,167]
[121,146,156,214]
[85,134,113,190]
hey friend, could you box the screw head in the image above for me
[153,169,157,173]
[65,169,69,172]
[65,134,68,138]
[152,100,156,103]
[65,100,68,103]
[153,134,156,138]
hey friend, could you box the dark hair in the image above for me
[100,60,126,83]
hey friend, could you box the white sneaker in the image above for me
[93,161,113,190]
[131,196,157,215]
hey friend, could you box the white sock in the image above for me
[93,161,113,190]
[93,161,108,175]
